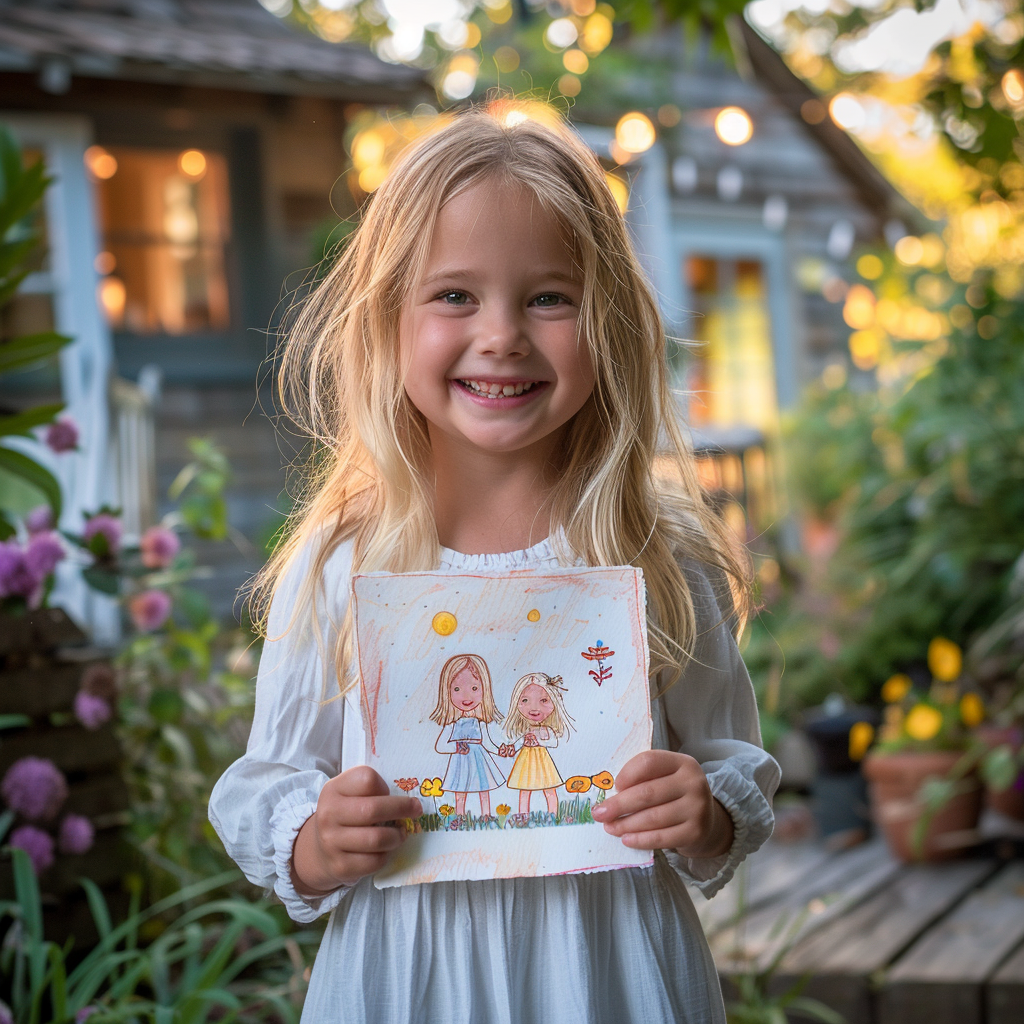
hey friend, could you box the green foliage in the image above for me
[0,848,316,1023]
[168,439,231,541]
[0,126,72,531]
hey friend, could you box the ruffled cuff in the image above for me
[269,785,350,923]
[669,761,775,899]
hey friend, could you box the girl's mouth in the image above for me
[453,379,547,403]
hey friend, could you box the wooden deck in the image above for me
[698,815,1024,1024]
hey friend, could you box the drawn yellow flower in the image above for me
[959,692,985,728]
[881,674,911,703]
[848,721,874,761]
[419,777,444,797]
[928,637,962,682]
[496,803,511,815]
[565,776,592,793]
[905,703,943,741]
[438,804,454,817]
[591,770,615,790]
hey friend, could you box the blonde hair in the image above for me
[251,103,750,695]
[504,672,573,739]
[429,654,502,727]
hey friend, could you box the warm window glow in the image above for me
[93,147,231,335]
[714,107,753,146]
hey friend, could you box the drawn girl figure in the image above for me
[504,672,574,815]
[430,654,506,817]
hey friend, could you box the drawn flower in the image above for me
[495,803,511,827]
[509,813,530,828]
[10,825,55,875]
[2,756,68,821]
[905,703,943,742]
[140,525,180,569]
[565,775,592,794]
[438,804,454,817]
[928,637,962,682]
[580,642,614,661]
[74,691,112,730]
[83,512,122,558]
[959,692,985,728]
[881,673,912,704]
[129,589,172,632]
[591,770,614,790]
[419,777,443,797]
[848,721,874,762]
[394,777,419,792]
[563,816,575,825]
[45,417,79,453]
[448,815,465,831]
[59,814,95,855]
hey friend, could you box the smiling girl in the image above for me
[429,653,506,816]
[504,671,573,815]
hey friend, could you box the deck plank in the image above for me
[774,859,994,1024]
[879,861,1024,1024]
[711,838,899,975]
[988,940,1024,1024]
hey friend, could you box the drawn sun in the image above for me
[432,611,457,636]
[527,609,541,622]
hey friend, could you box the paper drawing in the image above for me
[351,565,653,887]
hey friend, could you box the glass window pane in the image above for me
[91,147,231,334]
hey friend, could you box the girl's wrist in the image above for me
[677,798,734,860]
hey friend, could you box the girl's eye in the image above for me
[440,290,469,305]
[531,293,567,308]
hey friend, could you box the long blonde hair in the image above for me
[504,672,573,740]
[429,654,502,727]
[250,103,750,695]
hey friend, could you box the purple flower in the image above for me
[83,513,122,558]
[74,690,112,730]
[140,525,180,569]
[25,505,54,534]
[25,531,64,578]
[81,662,118,701]
[59,814,95,855]
[0,540,44,605]
[129,589,172,632]
[75,1008,98,1024]
[9,825,55,875]
[45,417,79,453]
[1,756,68,821]
[0,998,13,1024]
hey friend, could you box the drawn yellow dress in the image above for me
[507,727,562,791]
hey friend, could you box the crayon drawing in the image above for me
[351,565,653,887]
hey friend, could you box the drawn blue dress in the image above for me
[441,717,505,792]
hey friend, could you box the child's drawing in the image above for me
[504,672,572,815]
[352,565,653,887]
[430,654,506,816]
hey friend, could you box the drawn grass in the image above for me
[412,794,597,833]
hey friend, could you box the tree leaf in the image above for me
[0,445,62,517]
[0,402,64,438]
[82,565,121,595]
[0,331,72,376]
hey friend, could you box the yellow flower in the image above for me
[848,721,875,761]
[881,674,912,703]
[438,804,454,817]
[496,803,511,816]
[905,703,943,742]
[959,692,985,728]
[928,637,962,682]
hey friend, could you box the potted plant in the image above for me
[862,637,984,862]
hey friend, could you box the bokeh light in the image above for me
[178,149,207,179]
[714,106,753,146]
[84,145,117,180]
[615,112,655,154]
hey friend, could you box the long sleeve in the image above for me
[660,560,781,898]
[208,536,360,923]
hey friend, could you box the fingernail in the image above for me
[592,805,606,819]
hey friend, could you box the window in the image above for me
[682,255,778,434]
[88,146,231,335]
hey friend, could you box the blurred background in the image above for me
[1,1,1023,1021]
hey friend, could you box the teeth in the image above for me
[461,380,539,399]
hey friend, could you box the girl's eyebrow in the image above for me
[421,267,578,287]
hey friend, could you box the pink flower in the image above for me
[1,756,68,821]
[44,417,79,453]
[0,998,13,1024]
[59,813,95,855]
[25,505,54,534]
[83,512,122,558]
[25,531,64,578]
[140,525,180,569]
[9,825,55,874]
[74,690,112,730]
[0,541,41,602]
[75,1009,98,1024]
[129,589,172,632]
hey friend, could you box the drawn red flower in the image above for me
[394,777,418,792]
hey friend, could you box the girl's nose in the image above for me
[476,304,530,358]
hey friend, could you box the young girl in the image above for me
[430,653,506,816]
[504,671,571,815]
[210,104,780,1024]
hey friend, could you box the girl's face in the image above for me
[519,682,553,724]
[400,178,595,467]
[449,666,483,713]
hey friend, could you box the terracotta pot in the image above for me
[862,750,982,862]
[976,725,1024,821]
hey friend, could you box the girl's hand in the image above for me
[590,750,734,859]
[291,766,422,895]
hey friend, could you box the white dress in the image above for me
[209,535,781,1024]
